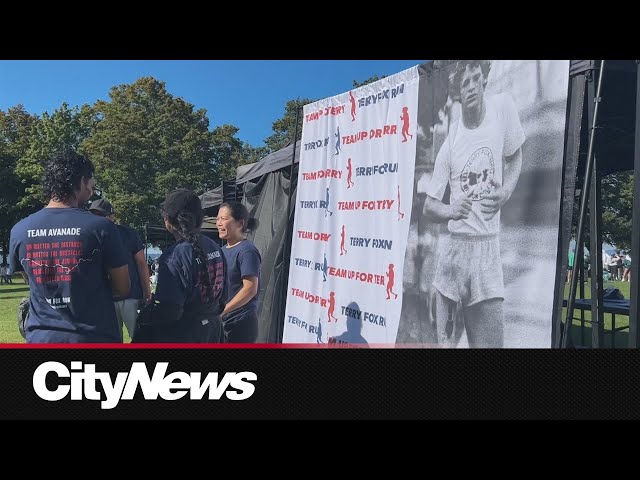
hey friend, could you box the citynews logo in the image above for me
[33,361,257,410]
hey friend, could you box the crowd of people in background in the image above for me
[6,148,262,344]
[0,265,12,284]
[606,251,631,282]
[567,246,632,283]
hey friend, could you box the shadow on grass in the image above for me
[568,322,630,348]
[0,287,30,295]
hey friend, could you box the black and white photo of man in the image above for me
[398,60,570,348]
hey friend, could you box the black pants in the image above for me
[223,310,258,343]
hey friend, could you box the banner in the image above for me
[283,67,420,344]
[398,60,570,348]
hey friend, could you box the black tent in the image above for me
[239,142,301,343]
[554,60,639,348]
[142,217,221,258]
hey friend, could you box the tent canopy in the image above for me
[200,184,223,209]
[144,216,220,246]
[572,60,636,176]
[236,142,301,185]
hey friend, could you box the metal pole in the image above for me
[563,60,606,348]
[629,61,640,347]
[589,151,604,347]
[278,106,301,342]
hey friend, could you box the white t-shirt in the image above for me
[427,93,525,235]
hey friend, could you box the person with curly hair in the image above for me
[8,148,130,343]
[142,189,227,343]
[423,60,525,348]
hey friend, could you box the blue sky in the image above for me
[0,60,424,147]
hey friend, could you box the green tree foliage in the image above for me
[16,102,96,210]
[0,105,38,263]
[264,98,313,153]
[81,77,241,229]
[601,171,634,251]
[210,125,258,183]
[352,75,386,88]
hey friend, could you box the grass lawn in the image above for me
[563,279,632,348]
[0,274,631,347]
[0,277,132,343]
[0,278,29,343]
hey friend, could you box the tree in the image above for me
[570,170,634,255]
[16,102,96,210]
[209,125,258,184]
[262,76,389,153]
[353,75,386,88]
[601,170,634,251]
[81,77,242,230]
[263,98,314,153]
[0,105,38,264]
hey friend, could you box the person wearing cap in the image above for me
[89,198,152,341]
[8,148,129,343]
[140,188,227,342]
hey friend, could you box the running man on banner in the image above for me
[334,126,341,155]
[316,317,324,343]
[397,185,405,220]
[346,158,354,189]
[400,106,414,142]
[340,225,347,256]
[423,60,525,348]
[386,264,398,300]
[328,291,338,322]
[349,92,356,121]
[322,252,328,282]
[324,187,333,217]
[349,92,356,122]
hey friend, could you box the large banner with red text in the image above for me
[282,66,420,345]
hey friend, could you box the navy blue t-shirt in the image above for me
[154,235,227,342]
[9,207,128,343]
[222,239,261,318]
[113,223,144,301]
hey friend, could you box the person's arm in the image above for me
[109,265,130,298]
[134,249,153,303]
[423,194,472,222]
[422,132,472,222]
[222,276,259,316]
[479,147,522,221]
[101,220,130,298]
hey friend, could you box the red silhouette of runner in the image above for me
[349,91,356,122]
[386,264,398,300]
[400,106,414,143]
[397,185,404,220]
[346,157,354,189]
[328,291,338,322]
[340,225,347,255]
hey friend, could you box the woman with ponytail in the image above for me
[142,189,227,343]
[216,201,261,343]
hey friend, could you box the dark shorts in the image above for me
[222,309,258,343]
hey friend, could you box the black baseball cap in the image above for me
[89,198,114,216]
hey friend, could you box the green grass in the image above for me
[563,279,632,348]
[0,279,29,343]
[0,274,631,346]
[0,278,132,343]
